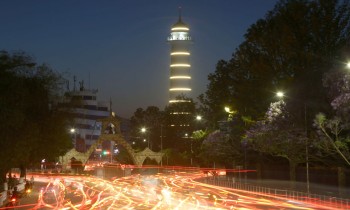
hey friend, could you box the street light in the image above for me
[276,91,310,194]
[141,127,149,148]
[346,61,350,69]
[224,106,236,122]
[276,91,284,98]
[70,128,77,148]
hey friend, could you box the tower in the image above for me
[167,8,192,103]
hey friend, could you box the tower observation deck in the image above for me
[167,9,192,103]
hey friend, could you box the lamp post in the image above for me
[276,91,309,194]
[160,124,163,167]
[70,128,77,149]
[141,127,149,148]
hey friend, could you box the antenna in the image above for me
[73,75,76,91]
[109,97,113,116]
[178,6,182,21]
[88,72,90,90]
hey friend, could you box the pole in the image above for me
[306,139,310,194]
[190,139,193,166]
[305,103,310,195]
[161,125,163,167]
[110,141,113,163]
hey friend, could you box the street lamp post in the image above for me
[141,127,150,148]
[70,128,77,149]
[277,91,310,194]
[160,124,163,167]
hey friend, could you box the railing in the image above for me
[197,177,350,209]
[167,36,192,41]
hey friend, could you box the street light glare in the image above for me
[196,115,202,121]
[276,91,284,98]
[224,107,230,113]
[70,128,75,133]
[141,127,146,133]
[347,62,350,69]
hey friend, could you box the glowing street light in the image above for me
[224,106,231,113]
[141,127,150,148]
[70,128,77,148]
[196,115,202,121]
[276,91,284,98]
[346,61,350,69]
[224,106,236,121]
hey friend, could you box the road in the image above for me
[0,172,347,209]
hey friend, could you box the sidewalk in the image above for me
[239,178,350,199]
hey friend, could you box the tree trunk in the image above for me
[20,164,26,178]
[256,159,262,183]
[289,160,297,189]
[337,167,345,197]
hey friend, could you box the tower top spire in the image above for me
[178,6,182,21]
[172,7,189,31]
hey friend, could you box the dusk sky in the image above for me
[1,0,278,118]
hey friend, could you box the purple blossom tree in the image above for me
[246,100,307,184]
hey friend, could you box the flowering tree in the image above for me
[314,68,350,166]
[246,100,307,183]
[198,130,242,168]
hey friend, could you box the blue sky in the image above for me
[1,0,278,118]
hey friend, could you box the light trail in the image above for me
[4,171,348,209]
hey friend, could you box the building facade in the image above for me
[60,81,110,154]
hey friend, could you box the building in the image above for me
[60,79,111,155]
[167,9,192,103]
[165,9,196,144]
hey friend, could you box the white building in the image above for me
[61,80,110,152]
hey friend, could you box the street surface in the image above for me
[0,172,347,209]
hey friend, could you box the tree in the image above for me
[246,100,307,185]
[198,0,350,184]
[200,0,350,129]
[0,51,72,185]
[313,63,350,167]
[130,106,164,151]
[198,60,236,129]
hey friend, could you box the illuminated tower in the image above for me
[167,9,192,103]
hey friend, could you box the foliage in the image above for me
[198,130,242,167]
[0,51,72,182]
[313,65,350,166]
[200,0,350,131]
[246,100,307,181]
[130,106,164,151]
